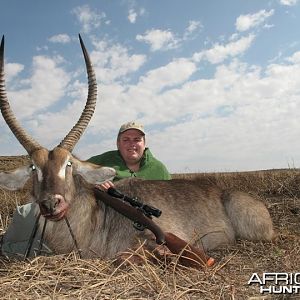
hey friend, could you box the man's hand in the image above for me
[96,180,115,191]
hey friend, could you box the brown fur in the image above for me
[0,149,275,260]
[41,176,274,258]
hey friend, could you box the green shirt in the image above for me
[88,148,171,181]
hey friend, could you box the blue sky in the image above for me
[1,0,300,173]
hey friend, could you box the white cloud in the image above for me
[67,58,197,139]
[4,44,300,173]
[31,98,93,147]
[48,34,71,44]
[236,9,274,32]
[128,9,137,23]
[280,0,298,5]
[136,22,203,51]
[193,34,255,64]
[187,20,202,34]
[72,5,107,33]
[73,54,300,172]
[136,29,180,51]
[286,51,300,63]
[91,38,146,83]
[6,50,300,172]
[127,5,145,24]
[5,63,24,82]
[143,59,300,172]
[183,20,203,40]
[136,58,196,93]
[263,23,275,30]
[7,55,70,119]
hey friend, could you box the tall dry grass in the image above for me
[0,156,300,299]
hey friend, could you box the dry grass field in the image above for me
[0,156,300,299]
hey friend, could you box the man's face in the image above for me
[117,129,145,165]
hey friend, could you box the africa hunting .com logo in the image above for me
[248,272,300,294]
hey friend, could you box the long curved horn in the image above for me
[0,35,43,155]
[58,34,97,152]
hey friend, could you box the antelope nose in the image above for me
[40,194,63,214]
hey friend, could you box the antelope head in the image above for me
[0,35,116,221]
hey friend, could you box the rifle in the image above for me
[94,187,215,268]
[106,187,162,230]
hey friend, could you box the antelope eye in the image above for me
[30,164,36,171]
[67,161,72,167]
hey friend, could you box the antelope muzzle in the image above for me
[39,193,69,221]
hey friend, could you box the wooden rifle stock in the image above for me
[94,187,214,268]
[164,232,215,268]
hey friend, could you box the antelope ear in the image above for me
[0,165,32,191]
[74,161,116,185]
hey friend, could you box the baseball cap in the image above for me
[118,121,145,135]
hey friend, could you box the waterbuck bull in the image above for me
[0,35,274,264]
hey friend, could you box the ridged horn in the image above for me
[0,35,43,155]
[58,34,97,152]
